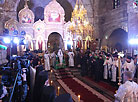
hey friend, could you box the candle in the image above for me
[51,81,53,85]
[58,86,60,96]
[118,56,121,85]
[78,95,80,102]
[50,70,53,81]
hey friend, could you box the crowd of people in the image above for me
[0,48,138,102]
[41,48,137,84]
[0,50,74,102]
[73,49,138,84]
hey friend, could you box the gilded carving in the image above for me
[4,18,18,31]
[18,4,34,24]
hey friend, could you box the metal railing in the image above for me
[8,72,19,102]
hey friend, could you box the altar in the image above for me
[4,0,93,52]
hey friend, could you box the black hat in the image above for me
[106,54,110,57]
[113,54,118,58]
[127,56,131,60]
[55,93,73,102]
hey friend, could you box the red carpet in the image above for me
[55,68,73,79]
[62,78,103,102]
[56,69,105,102]
[85,76,117,93]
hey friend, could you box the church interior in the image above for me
[0,0,138,102]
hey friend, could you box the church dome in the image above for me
[18,4,34,24]
[44,0,65,23]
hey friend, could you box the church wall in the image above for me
[0,0,20,35]
[127,0,138,53]
[98,0,128,48]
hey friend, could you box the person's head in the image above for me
[99,55,103,59]
[89,53,92,57]
[30,59,33,63]
[106,54,110,60]
[22,68,27,73]
[126,56,131,63]
[123,71,133,83]
[36,55,39,58]
[38,60,41,65]
[113,54,118,61]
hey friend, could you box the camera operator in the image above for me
[11,60,28,102]
[0,83,7,102]
[21,68,28,102]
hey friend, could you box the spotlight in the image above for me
[3,37,10,44]
[129,39,138,45]
[13,37,19,44]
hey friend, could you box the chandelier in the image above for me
[69,0,93,35]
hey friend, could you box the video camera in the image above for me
[1,55,30,87]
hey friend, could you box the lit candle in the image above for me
[50,70,53,82]
[58,86,60,96]
[78,95,80,102]
[51,80,53,85]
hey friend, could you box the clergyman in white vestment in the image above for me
[114,71,138,102]
[68,50,74,67]
[44,51,50,71]
[57,49,63,65]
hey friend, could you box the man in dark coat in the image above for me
[33,71,48,102]
[41,86,56,102]
[96,55,104,81]
[88,53,93,77]
[80,54,87,76]
[32,55,40,68]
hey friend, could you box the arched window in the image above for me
[113,0,120,9]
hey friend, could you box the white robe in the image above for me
[57,49,63,65]
[111,60,122,82]
[68,52,74,67]
[103,58,113,79]
[44,53,50,71]
[114,81,138,102]
[122,60,136,77]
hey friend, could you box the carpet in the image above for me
[84,76,117,93]
[55,68,111,102]
[54,68,74,79]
